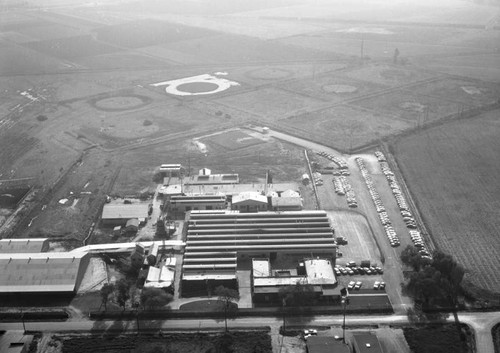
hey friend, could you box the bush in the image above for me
[36,115,48,122]
[143,119,153,126]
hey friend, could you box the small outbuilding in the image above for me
[271,197,303,211]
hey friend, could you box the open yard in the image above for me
[392,109,500,294]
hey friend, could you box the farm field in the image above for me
[51,331,272,353]
[392,109,500,294]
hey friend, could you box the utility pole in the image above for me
[340,287,349,344]
[360,37,364,62]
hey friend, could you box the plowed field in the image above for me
[393,109,500,294]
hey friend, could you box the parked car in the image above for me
[348,281,356,290]
[373,281,381,289]
[354,281,362,290]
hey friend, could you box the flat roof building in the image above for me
[101,202,149,226]
[352,333,384,353]
[0,238,49,253]
[0,252,90,294]
[271,197,303,211]
[306,337,351,353]
[182,210,336,295]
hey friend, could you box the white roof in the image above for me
[102,202,149,219]
[145,257,177,288]
[304,259,336,285]
[252,258,271,277]
[232,192,267,205]
[281,189,300,198]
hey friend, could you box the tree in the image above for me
[115,278,131,311]
[100,283,114,311]
[140,288,173,310]
[279,281,315,307]
[400,245,431,271]
[214,286,240,332]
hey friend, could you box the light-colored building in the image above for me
[231,192,268,212]
[271,197,303,211]
[251,258,338,304]
[101,201,149,226]
[0,238,49,253]
[144,256,176,291]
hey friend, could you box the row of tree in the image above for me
[100,280,174,311]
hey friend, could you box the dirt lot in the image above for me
[392,109,500,294]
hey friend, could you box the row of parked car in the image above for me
[340,176,358,208]
[335,265,383,276]
[347,280,386,290]
[409,230,432,260]
[316,151,348,169]
[356,157,401,247]
[376,156,417,229]
[332,176,345,195]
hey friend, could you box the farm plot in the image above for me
[201,130,265,151]
[393,109,500,293]
[0,43,68,75]
[93,19,220,49]
[24,35,121,60]
[16,23,85,41]
[285,105,412,150]
[341,64,435,87]
[213,87,325,120]
[163,32,335,65]
[75,51,169,70]
[407,78,500,108]
[277,33,475,61]
[283,73,386,102]
[350,90,462,124]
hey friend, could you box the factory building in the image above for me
[0,252,90,294]
[181,210,336,296]
[0,238,49,253]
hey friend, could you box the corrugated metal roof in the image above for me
[0,252,88,293]
[0,238,48,253]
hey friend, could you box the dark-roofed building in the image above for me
[0,331,34,353]
[352,333,384,353]
[0,238,49,253]
[306,336,351,353]
[0,252,90,294]
[101,202,149,226]
[181,210,337,295]
[183,173,239,185]
[168,195,227,213]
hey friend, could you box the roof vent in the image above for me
[366,343,371,348]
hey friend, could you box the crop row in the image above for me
[355,157,400,247]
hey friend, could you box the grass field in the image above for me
[403,324,471,353]
[201,130,265,151]
[392,109,500,294]
[58,331,272,353]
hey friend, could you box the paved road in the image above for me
[250,127,413,314]
[1,312,497,353]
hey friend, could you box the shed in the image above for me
[101,202,149,226]
[271,197,303,211]
[125,218,140,233]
